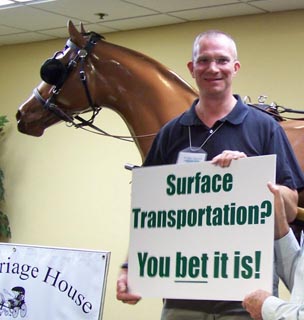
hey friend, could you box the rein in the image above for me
[271,105,304,121]
[33,33,157,142]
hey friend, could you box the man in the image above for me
[117,30,304,319]
[243,183,304,320]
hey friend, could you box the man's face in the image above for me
[187,35,240,97]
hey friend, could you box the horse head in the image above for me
[16,20,103,137]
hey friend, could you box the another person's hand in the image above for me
[267,182,290,239]
[116,268,141,305]
[211,150,247,167]
[242,289,271,320]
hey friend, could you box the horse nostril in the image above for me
[16,110,22,121]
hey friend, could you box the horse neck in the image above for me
[92,41,198,159]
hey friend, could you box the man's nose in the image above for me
[207,60,220,71]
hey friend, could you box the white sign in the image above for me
[128,155,276,300]
[0,243,110,319]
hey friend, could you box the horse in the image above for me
[16,20,197,160]
[16,20,304,212]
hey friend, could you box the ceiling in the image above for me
[1,0,304,46]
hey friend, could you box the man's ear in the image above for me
[233,60,241,75]
[187,61,194,78]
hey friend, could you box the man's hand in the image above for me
[116,268,141,305]
[211,150,247,167]
[242,289,271,320]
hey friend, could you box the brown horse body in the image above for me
[16,21,304,207]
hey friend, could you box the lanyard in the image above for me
[188,122,225,152]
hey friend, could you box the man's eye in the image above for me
[196,57,231,65]
[198,58,210,64]
[216,58,231,65]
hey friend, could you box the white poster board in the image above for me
[0,243,110,319]
[128,155,276,300]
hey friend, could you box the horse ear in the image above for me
[80,22,86,34]
[67,20,86,48]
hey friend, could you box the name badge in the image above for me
[177,147,207,164]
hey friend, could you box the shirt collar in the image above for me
[180,94,249,126]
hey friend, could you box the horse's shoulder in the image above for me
[281,119,304,128]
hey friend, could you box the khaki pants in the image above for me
[161,308,252,320]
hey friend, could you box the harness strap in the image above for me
[79,59,99,114]
[33,88,74,123]
[67,33,102,115]
[66,38,79,51]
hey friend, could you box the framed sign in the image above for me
[0,243,110,319]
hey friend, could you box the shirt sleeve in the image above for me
[262,296,304,320]
[262,230,303,320]
[275,229,300,291]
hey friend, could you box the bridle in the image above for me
[34,32,102,127]
[33,32,156,142]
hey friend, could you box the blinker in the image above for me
[40,58,68,86]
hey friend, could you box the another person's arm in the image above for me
[262,228,302,320]
[243,183,302,319]
[244,228,303,320]
[277,185,298,223]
